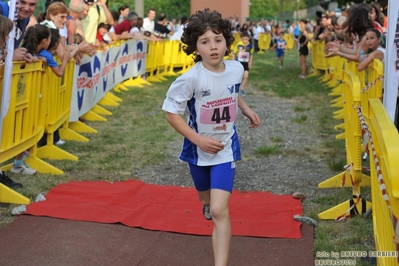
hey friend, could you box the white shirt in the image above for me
[162,60,244,166]
[169,23,186,41]
[41,20,67,38]
[142,17,155,32]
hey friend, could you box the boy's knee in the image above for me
[210,204,228,220]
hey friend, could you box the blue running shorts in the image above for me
[188,162,236,193]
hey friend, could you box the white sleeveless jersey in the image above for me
[162,60,244,166]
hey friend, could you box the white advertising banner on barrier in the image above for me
[383,0,399,122]
[69,40,148,122]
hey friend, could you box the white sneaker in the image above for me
[203,205,212,220]
[293,215,317,227]
[11,162,37,175]
[56,139,66,145]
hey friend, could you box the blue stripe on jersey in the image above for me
[231,124,241,161]
[180,97,198,164]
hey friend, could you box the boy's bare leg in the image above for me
[241,71,249,91]
[198,190,211,206]
[210,189,231,266]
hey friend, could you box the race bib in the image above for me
[237,51,250,62]
[198,96,237,134]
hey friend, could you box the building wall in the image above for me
[190,0,249,25]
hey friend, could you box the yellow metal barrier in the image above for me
[284,34,294,50]
[368,98,399,266]
[0,61,60,175]
[258,33,271,53]
[360,59,384,119]
[318,69,371,220]
[311,41,328,78]
[232,32,241,51]
[36,60,80,163]
[0,65,30,205]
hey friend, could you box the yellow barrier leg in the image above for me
[326,79,338,88]
[134,75,151,86]
[334,123,345,130]
[1,157,64,175]
[331,100,343,108]
[335,132,345,139]
[329,87,342,97]
[114,84,129,91]
[308,68,320,77]
[92,105,112,116]
[0,183,30,204]
[318,171,370,188]
[68,121,98,134]
[59,127,89,142]
[37,145,78,161]
[164,66,178,76]
[333,112,344,120]
[331,96,342,104]
[98,95,120,107]
[81,111,107,122]
[318,198,372,220]
[122,77,144,88]
[106,92,122,102]
[333,109,343,116]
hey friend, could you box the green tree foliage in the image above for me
[108,0,190,20]
[249,0,307,20]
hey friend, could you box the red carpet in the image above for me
[24,180,303,238]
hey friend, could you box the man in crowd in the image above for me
[153,13,174,39]
[142,8,156,33]
[81,0,113,44]
[114,11,138,35]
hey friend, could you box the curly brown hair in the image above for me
[181,8,234,63]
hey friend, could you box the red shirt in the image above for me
[114,20,131,34]
[96,31,104,43]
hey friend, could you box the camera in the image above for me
[84,0,98,3]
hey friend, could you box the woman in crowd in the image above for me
[298,19,309,79]
[326,3,373,62]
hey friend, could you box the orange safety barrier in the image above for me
[318,69,371,220]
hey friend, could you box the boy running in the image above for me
[274,32,287,68]
[232,32,253,96]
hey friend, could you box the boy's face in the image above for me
[241,36,250,44]
[195,29,227,72]
[279,34,284,40]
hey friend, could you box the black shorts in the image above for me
[240,62,249,71]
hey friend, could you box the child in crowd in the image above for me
[162,8,260,266]
[274,32,287,68]
[24,25,70,77]
[231,31,253,96]
[23,25,70,148]
[96,23,111,46]
[357,28,385,71]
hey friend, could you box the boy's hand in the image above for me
[196,135,225,154]
[241,106,260,128]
